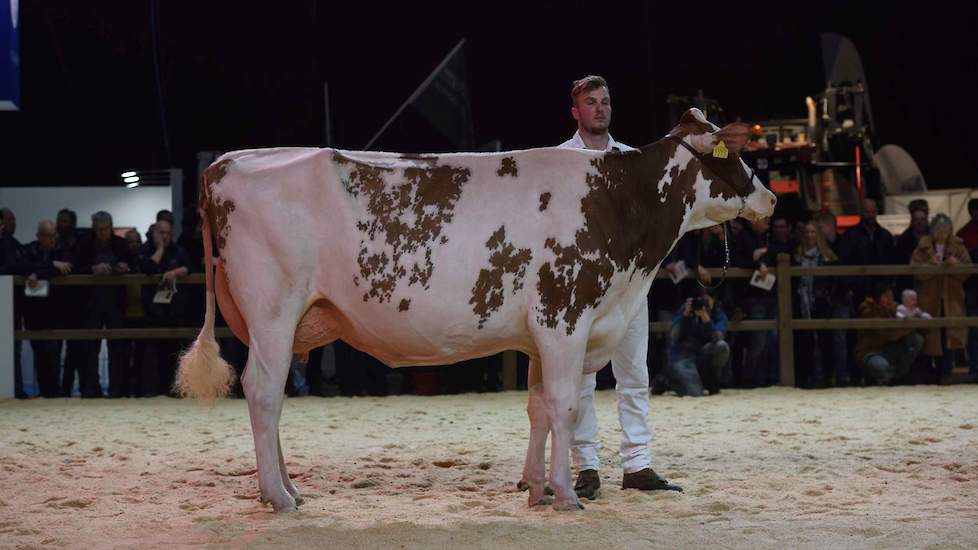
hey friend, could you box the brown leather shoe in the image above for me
[622,468,683,492]
[574,469,601,500]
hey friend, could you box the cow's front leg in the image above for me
[242,331,296,512]
[521,359,552,507]
[535,332,586,511]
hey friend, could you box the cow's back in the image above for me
[209,146,633,366]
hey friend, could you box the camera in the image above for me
[690,297,707,311]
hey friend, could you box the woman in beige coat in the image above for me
[911,214,972,377]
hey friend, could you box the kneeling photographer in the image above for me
[661,290,729,397]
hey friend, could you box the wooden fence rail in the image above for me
[11,257,978,389]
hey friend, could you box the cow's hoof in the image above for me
[553,498,585,511]
[517,480,554,496]
[260,492,297,512]
[528,494,554,507]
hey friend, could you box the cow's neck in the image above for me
[581,138,697,278]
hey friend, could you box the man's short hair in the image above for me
[571,75,608,106]
[872,282,894,301]
[58,208,77,226]
[156,209,173,222]
[815,211,836,225]
[968,198,978,214]
[907,199,929,215]
[91,211,113,227]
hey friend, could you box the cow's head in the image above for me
[667,108,776,230]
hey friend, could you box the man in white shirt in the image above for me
[557,75,681,499]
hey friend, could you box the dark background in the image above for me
[2,1,975,203]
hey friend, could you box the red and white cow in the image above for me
[177,108,776,512]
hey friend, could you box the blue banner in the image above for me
[0,0,19,111]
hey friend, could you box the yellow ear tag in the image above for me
[712,140,729,159]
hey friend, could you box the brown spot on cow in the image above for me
[497,156,518,177]
[200,158,236,255]
[398,298,411,312]
[539,192,551,211]
[338,154,471,305]
[535,141,705,334]
[470,226,532,328]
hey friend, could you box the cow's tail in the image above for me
[174,177,235,403]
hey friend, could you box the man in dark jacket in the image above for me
[1,207,28,397]
[54,208,89,396]
[138,218,189,396]
[22,221,74,397]
[854,284,923,385]
[74,211,133,397]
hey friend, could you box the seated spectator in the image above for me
[854,284,923,385]
[793,221,838,388]
[660,290,729,397]
[138,218,190,396]
[896,289,932,319]
[911,213,972,381]
[75,211,133,398]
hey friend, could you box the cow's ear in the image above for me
[715,122,750,154]
[689,122,751,155]
[680,108,709,126]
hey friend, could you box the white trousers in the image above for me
[571,305,652,474]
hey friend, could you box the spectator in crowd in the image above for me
[815,211,851,386]
[731,216,779,387]
[896,289,931,319]
[911,213,972,382]
[957,199,978,380]
[793,221,838,388]
[156,209,175,227]
[854,284,924,385]
[955,198,978,251]
[649,233,700,389]
[894,202,930,292]
[838,198,895,300]
[837,198,894,384]
[138,218,190,396]
[75,211,132,398]
[55,208,89,397]
[22,221,73,397]
[661,290,729,396]
[124,229,142,258]
[1,207,28,398]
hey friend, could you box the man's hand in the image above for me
[92,262,112,275]
[113,262,130,274]
[53,261,72,275]
[752,247,768,262]
[26,274,38,289]
[946,255,959,266]
[697,265,712,285]
[161,269,179,286]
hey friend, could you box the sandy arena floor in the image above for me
[1,385,977,549]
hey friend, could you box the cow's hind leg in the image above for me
[520,358,553,507]
[242,326,298,512]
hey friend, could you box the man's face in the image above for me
[910,209,928,233]
[94,220,113,244]
[37,224,57,251]
[57,213,75,235]
[572,86,611,135]
[878,290,896,310]
[772,219,790,242]
[125,231,141,253]
[154,220,172,245]
[1,210,15,237]
[751,217,770,235]
[861,199,878,225]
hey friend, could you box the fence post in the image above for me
[776,253,795,387]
